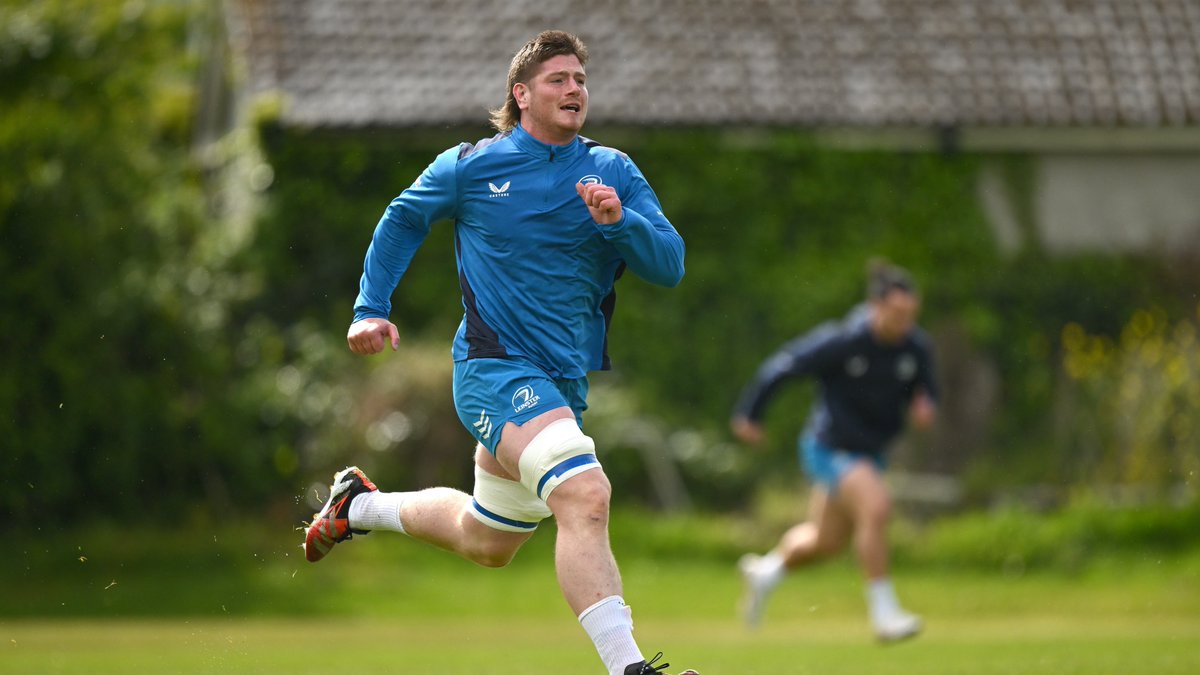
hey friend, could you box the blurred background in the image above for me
[3,0,1199,625]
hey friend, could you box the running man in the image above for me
[303,31,697,675]
[730,259,937,642]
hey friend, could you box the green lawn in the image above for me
[5,609,1198,675]
[4,517,1198,673]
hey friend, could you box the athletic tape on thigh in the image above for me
[517,418,599,500]
[469,464,553,533]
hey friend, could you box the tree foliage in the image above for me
[1,0,283,525]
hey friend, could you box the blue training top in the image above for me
[353,125,685,380]
[733,306,938,453]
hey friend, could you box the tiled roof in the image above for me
[230,0,1200,128]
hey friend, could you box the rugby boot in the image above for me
[303,466,377,562]
[624,652,700,674]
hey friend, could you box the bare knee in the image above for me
[547,469,611,527]
[857,493,892,530]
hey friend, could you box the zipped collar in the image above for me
[510,124,585,162]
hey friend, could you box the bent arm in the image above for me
[908,331,940,429]
[352,199,431,321]
[731,324,841,423]
[598,207,685,287]
[353,148,458,322]
[732,349,801,424]
[596,160,684,287]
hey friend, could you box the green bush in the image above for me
[899,495,1200,572]
[0,0,285,526]
[1059,305,1200,493]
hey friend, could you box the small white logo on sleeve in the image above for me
[896,354,917,381]
[488,180,511,198]
[512,385,541,413]
[578,174,603,186]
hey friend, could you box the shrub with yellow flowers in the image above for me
[1061,305,1200,499]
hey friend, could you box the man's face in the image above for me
[871,290,920,344]
[515,54,588,144]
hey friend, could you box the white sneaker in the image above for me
[873,609,922,643]
[737,553,771,628]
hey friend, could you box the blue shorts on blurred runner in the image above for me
[800,434,886,492]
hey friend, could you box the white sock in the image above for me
[578,595,643,675]
[347,491,407,533]
[867,577,901,620]
[754,551,787,590]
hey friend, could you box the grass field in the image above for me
[4,515,1198,673]
[5,608,1198,674]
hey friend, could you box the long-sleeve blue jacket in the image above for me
[354,125,685,379]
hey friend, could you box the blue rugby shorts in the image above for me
[452,357,588,454]
[800,434,886,492]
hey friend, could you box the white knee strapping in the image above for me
[517,418,599,501]
[469,420,600,533]
[469,464,552,533]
